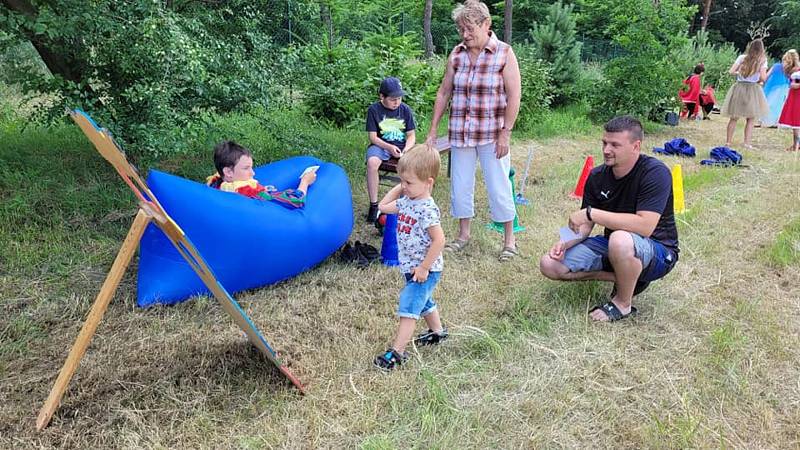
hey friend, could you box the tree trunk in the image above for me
[504,0,513,43]
[1,0,85,84]
[423,0,434,57]
[319,2,333,50]
[701,0,713,30]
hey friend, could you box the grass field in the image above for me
[1,113,799,448]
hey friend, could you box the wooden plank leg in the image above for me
[36,210,151,431]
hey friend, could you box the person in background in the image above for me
[720,39,769,149]
[679,64,704,119]
[777,49,800,152]
[364,77,417,223]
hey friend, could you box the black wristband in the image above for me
[586,206,593,222]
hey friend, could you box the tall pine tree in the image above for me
[530,1,582,105]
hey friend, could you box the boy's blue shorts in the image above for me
[366,144,392,162]
[562,234,677,282]
[398,271,441,319]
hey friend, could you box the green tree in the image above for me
[670,30,738,98]
[587,0,696,121]
[529,1,582,105]
[0,0,286,157]
[492,0,555,44]
[769,0,800,53]
[514,45,554,130]
[696,0,783,53]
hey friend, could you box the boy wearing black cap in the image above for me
[365,77,417,223]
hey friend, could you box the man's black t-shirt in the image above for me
[581,154,679,254]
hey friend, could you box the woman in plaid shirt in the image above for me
[425,0,522,262]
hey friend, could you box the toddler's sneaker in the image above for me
[373,348,408,371]
[413,328,448,347]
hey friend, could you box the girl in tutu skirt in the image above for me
[778,50,800,152]
[721,39,769,149]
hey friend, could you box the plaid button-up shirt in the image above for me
[448,31,510,148]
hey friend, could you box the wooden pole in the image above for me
[36,210,151,430]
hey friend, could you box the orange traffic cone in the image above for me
[570,155,594,199]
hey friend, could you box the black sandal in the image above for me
[414,328,449,346]
[373,348,408,371]
[589,301,638,322]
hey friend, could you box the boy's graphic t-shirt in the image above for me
[395,196,443,274]
[366,102,416,149]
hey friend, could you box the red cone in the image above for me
[570,155,594,199]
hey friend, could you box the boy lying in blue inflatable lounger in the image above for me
[206,140,318,208]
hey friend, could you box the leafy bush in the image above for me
[770,1,800,54]
[529,1,582,105]
[0,2,285,158]
[514,45,555,131]
[0,83,17,127]
[571,61,605,105]
[670,30,738,99]
[296,28,437,128]
[587,0,695,122]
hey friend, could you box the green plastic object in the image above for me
[486,167,526,234]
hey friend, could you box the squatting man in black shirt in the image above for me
[539,116,680,322]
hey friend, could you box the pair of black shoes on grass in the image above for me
[339,241,380,267]
[373,328,449,371]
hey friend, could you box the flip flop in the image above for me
[589,301,638,322]
[497,246,519,262]
[444,239,469,253]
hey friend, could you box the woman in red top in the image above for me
[679,64,704,119]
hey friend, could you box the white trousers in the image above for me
[450,142,516,223]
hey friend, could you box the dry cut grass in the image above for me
[1,116,800,448]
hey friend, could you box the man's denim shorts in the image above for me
[366,144,392,162]
[398,271,441,319]
[562,234,676,282]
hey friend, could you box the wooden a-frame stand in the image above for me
[36,110,305,431]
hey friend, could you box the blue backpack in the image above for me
[700,147,743,166]
[653,138,696,157]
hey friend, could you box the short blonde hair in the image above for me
[397,144,441,181]
[452,0,491,27]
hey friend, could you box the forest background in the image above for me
[2,0,799,164]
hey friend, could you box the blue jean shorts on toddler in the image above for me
[398,271,441,319]
[366,144,392,162]
[562,234,676,282]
